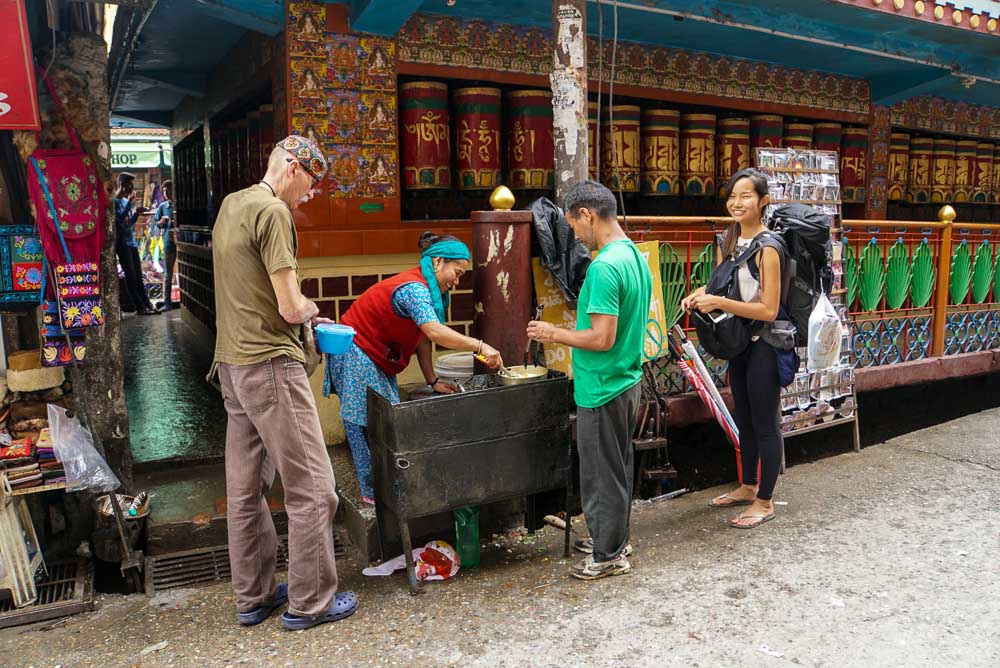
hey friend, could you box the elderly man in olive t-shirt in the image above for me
[211,136,358,630]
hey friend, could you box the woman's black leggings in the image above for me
[728,339,782,500]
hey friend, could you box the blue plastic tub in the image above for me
[315,323,356,355]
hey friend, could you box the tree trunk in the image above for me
[17,34,134,489]
[550,0,589,203]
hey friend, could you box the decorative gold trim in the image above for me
[934,5,944,19]
[989,18,998,31]
[952,9,963,24]
[453,87,502,96]
[506,89,551,99]
[914,1,925,15]
[970,15,980,28]
[892,0,903,9]
[874,0,884,6]
[400,81,448,91]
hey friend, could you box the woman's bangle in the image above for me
[476,339,483,355]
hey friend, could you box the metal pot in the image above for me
[498,365,549,386]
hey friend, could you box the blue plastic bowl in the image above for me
[315,323,356,355]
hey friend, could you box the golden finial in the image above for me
[938,205,957,224]
[489,185,515,211]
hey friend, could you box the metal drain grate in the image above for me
[0,560,94,629]
[145,533,346,595]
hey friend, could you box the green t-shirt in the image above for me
[573,239,653,409]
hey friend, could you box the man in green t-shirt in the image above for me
[527,180,652,581]
[212,135,358,630]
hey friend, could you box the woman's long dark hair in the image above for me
[719,168,770,260]
[418,231,462,252]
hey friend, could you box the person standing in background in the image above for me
[114,172,158,315]
[155,180,177,310]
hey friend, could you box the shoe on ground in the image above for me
[281,591,359,631]
[237,583,288,626]
[573,537,633,558]
[570,553,632,581]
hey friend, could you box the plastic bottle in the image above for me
[453,506,481,568]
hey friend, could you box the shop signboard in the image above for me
[0,0,40,131]
[110,143,173,169]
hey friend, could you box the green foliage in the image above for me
[910,239,935,309]
[859,239,885,312]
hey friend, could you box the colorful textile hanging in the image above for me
[0,225,44,309]
[40,298,85,367]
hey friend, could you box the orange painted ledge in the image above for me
[666,351,1000,427]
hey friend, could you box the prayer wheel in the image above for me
[640,109,680,196]
[680,113,716,197]
[813,122,843,156]
[783,123,813,151]
[600,105,641,193]
[749,114,783,167]
[400,81,451,189]
[952,140,977,203]
[455,87,503,190]
[258,104,275,176]
[906,137,933,203]
[930,138,956,203]
[506,90,554,190]
[887,133,910,201]
[716,117,750,198]
[588,101,599,180]
[971,143,993,204]
[840,127,868,203]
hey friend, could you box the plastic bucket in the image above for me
[315,324,356,355]
[433,352,474,385]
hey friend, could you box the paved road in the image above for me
[3,406,998,667]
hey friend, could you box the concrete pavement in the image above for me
[3,405,998,667]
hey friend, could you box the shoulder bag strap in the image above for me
[28,157,73,263]
[38,69,81,151]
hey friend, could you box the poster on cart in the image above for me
[532,240,667,378]
[0,0,40,131]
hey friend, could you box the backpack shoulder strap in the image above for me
[746,232,785,282]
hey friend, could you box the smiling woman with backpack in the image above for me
[681,168,786,529]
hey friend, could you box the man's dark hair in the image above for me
[562,179,617,221]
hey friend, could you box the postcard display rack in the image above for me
[757,147,861,462]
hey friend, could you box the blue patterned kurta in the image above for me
[323,280,439,501]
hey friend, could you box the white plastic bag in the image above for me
[47,404,121,493]
[807,294,842,371]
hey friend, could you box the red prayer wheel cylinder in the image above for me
[750,114,783,167]
[813,122,843,157]
[680,113,717,197]
[783,123,813,151]
[716,117,750,198]
[972,143,993,204]
[400,81,451,189]
[258,104,275,176]
[588,101,599,180]
[840,127,868,203]
[952,140,977,203]
[930,138,956,203]
[906,137,933,204]
[600,105,641,193]
[640,109,680,196]
[454,86,502,190]
[887,133,910,202]
[506,90,554,190]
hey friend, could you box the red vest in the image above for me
[341,267,429,377]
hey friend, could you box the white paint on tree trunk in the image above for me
[496,270,510,303]
[485,229,500,264]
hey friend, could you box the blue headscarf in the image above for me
[421,239,471,323]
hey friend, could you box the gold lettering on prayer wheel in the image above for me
[640,109,681,196]
[930,138,956,203]
[600,105,641,193]
[716,117,750,198]
[680,113,717,197]
[888,133,910,201]
[992,143,1000,203]
[506,90,554,190]
[840,127,868,203]
[952,140,977,202]
[588,101,599,180]
[750,115,783,167]
[906,137,933,203]
[400,82,451,189]
[972,143,994,204]
[783,123,814,151]
[454,87,503,190]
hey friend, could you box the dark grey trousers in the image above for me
[577,383,641,562]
